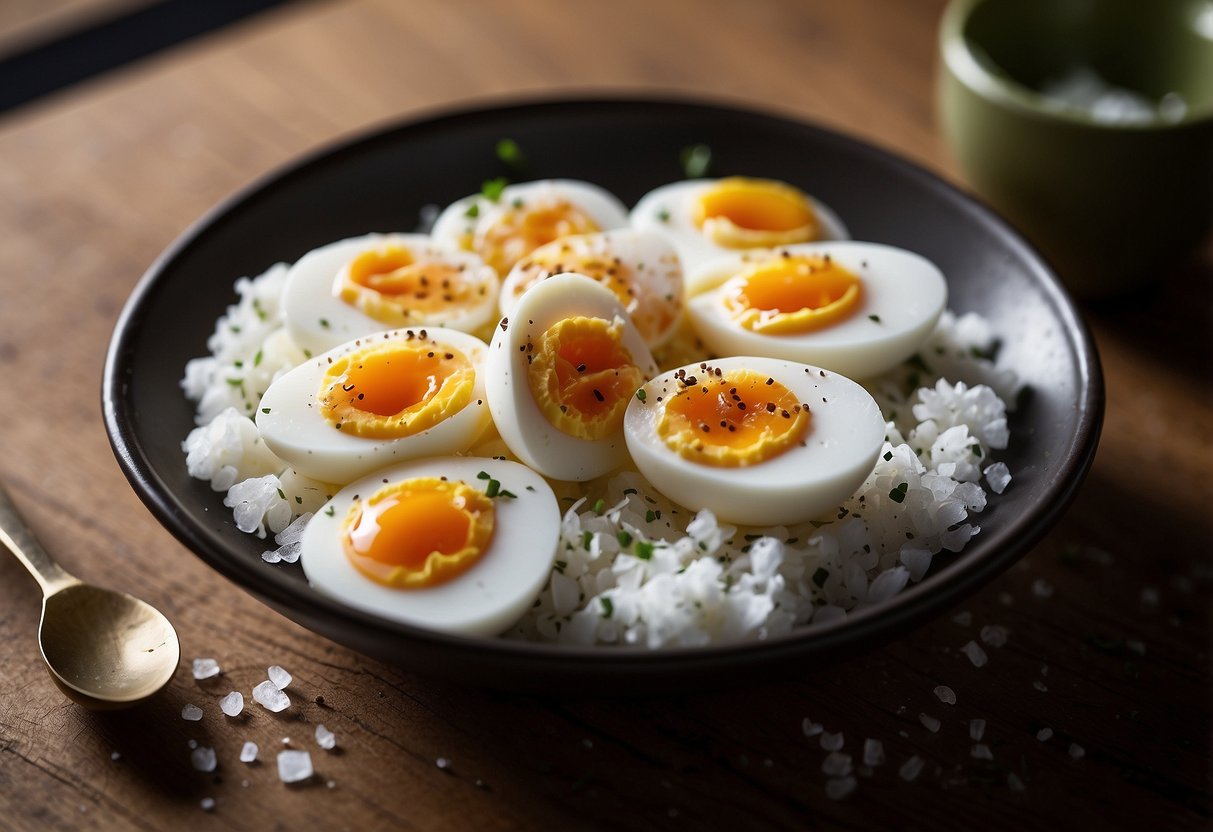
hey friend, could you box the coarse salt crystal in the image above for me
[919,713,941,733]
[952,610,972,627]
[181,704,204,721]
[983,462,1011,493]
[200,798,215,812]
[191,746,217,773]
[899,755,925,782]
[802,718,824,737]
[934,685,957,705]
[863,739,885,767]
[1031,579,1054,599]
[110,751,121,761]
[825,776,857,800]
[980,625,1008,647]
[961,641,988,667]
[219,691,244,717]
[253,680,290,712]
[1033,681,1048,693]
[822,752,853,776]
[315,724,336,750]
[1036,728,1053,741]
[277,749,313,784]
[267,665,293,689]
[436,757,452,771]
[820,731,845,751]
[1069,743,1085,759]
[188,740,197,749]
[240,742,258,763]
[969,719,986,741]
[1007,772,1025,792]
[192,658,220,680]
[971,744,993,760]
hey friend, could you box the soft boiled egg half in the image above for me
[256,327,491,484]
[300,456,560,636]
[486,272,659,482]
[624,356,885,526]
[685,241,947,379]
[500,228,684,349]
[431,180,630,276]
[282,233,499,355]
[631,176,849,271]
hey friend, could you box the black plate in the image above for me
[102,97,1103,692]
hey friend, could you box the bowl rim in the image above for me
[939,0,1213,130]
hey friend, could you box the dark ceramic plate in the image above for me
[103,97,1102,692]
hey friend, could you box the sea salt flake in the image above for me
[240,742,258,763]
[181,703,204,721]
[899,755,925,782]
[983,461,1011,493]
[952,610,972,627]
[825,776,857,800]
[267,665,293,689]
[200,798,215,812]
[219,691,244,717]
[1069,743,1085,760]
[969,719,986,741]
[192,658,221,680]
[110,751,121,762]
[934,685,957,705]
[1036,728,1053,742]
[961,640,988,667]
[822,752,853,776]
[919,713,941,733]
[191,746,217,773]
[971,744,993,760]
[802,718,824,737]
[253,680,291,712]
[277,749,313,783]
[1033,681,1048,693]
[1031,578,1054,599]
[863,739,885,767]
[820,731,845,751]
[315,724,336,750]
[980,625,1008,647]
[436,757,452,771]
[1007,772,1026,792]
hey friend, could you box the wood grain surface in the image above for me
[0,0,1209,829]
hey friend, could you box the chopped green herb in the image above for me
[261,407,271,414]
[645,509,657,523]
[635,541,654,560]
[525,485,536,492]
[295,496,303,505]
[465,202,480,219]
[617,530,633,547]
[233,360,243,369]
[495,137,525,168]
[477,470,491,479]
[485,478,501,497]
[324,506,335,517]
[582,530,593,550]
[594,498,605,515]
[883,450,893,461]
[656,208,671,222]
[254,349,263,367]
[498,489,517,499]
[600,597,614,618]
[970,444,983,458]
[276,488,286,500]
[680,143,712,178]
[635,388,647,402]
[868,314,882,323]
[812,567,830,588]
[319,318,330,329]
[889,482,909,503]
[252,297,267,322]
[481,177,508,201]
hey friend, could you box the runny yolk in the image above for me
[318,340,474,439]
[477,199,600,275]
[336,244,478,324]
[342,477,495,588]
[526,316,646,441]
[657,369,810,467]
[724,254,862,334]
[692,177,820,248]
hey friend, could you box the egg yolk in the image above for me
[477,199,600,275]
[723,254,862,334]
[318,339,474,439]
[527,316,646,441]
[693,178,820,249]
[657,369,810,467]
[335,244,483,324]
[341,477,495,588]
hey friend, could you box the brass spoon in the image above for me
[0,484,180,709]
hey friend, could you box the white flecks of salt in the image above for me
[822,752,853,776]
[971,744,993,760]
[200,798,215,812]
[315,724,336,750]
[181,703,204,721]
[191,747,217,773]
[1069,743,1086,760]
[980,625,1008,647]
[1037,727,1054,742]
[934,685,957,705]
[268,665,293,689]
[110,751,121,762]
[188,740,198,749]
[969,719,986,741]
[1031,579,1054,599]
[192,658,221,680]
[436,757,452,771]
[262,513,312,564]
[961,640,988,667]
[219,691,244,717]
[825,776,858,800]
[1033,681,1049,693]
[863,739,885,767]
[802,718,824,737]
[820,731,845,751]
[1007,772,1026,792]
[952,610,972,627]
[277,749,313,784]
[983,461,1011,494]
[919,713,941,733]
[240,742,258,763]
[253,680,290,712]
[899,755,925,782]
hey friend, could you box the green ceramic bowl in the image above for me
[939,0,1213,297]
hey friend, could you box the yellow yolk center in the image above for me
[692,177,820,248]
[657,369,810,467]
[318,339,474,438]
[336,245,478,325]
[526,316,646,441]
[477,200,600,275]
[341,477,495,588]
[723,254,862,334]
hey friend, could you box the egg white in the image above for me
[630,179,850,272]
[300,456,560,637]
[624,356,885,526]
[256,327,491,484]
[485,273,659,482]
[282,233,499,356]
[685,241,948,379]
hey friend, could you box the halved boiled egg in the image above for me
[630,177,849,271]
[486,273,659,481]
[300,456,560,636]
[431,180,629,276]
[685,242,947,378]
[500,229,684,348]
[283,233,499,355]
[624,356,885,526]
[256,327,491,483]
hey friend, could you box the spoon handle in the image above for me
[0,484,77,595]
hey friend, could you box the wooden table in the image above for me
[1,1,1209,828]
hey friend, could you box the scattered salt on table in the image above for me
[969,719,986,741]
[1033,681,1048,693]
[1036,727,1053,742]
[934,685,956,705]
[191,747,217,773]
[253,680,290,712]
[267,665,293,689]
[952,610,972,627]
[315,724,336,750]
[961,641,988,667]
[1007,772,1026,792]
[1031,579,1054,599]
[181,704,204,722]
[821,752,853,776]
[980,625,1008,647]
[825,776,857,800]
[240,742,259,763]
[436,757,452,771]
[1069,743,1086,760]
[192,658,220,680]
[971,744,993,760]
[983,461,1011,494]
[919,713,941,733]
[277,750,313,784]
[898,755,925,782]
[862,739,885,767]
[820,731,844,751]
[219,691,244,717]
[200,798,215,812]
[802,718,824,737]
